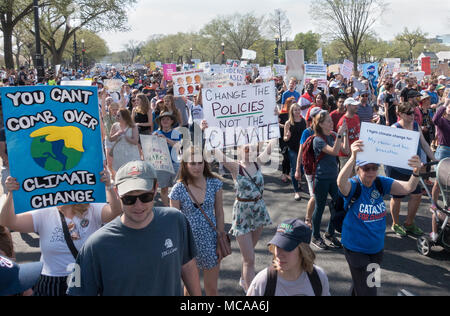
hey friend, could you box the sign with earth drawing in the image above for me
[0,85,106,214]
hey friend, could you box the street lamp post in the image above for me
[274,35,280,65]
[171,50,174,63]
[81,38,85,70]
[73,31,78,71]
[33,0,45,82]
[221,42,225,64]
[190,47,193,64]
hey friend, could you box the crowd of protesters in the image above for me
[0,61,449,297]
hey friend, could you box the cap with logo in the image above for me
[115,160,158,196]
[0,255,43,296]
[268,219,312,252]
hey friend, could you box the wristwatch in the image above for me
[337,135,342,139]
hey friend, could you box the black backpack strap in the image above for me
[307,267,323,296]
[263,267,278,296]
[350,180,362,205]
[59,211,79,260]
[374,177,384,196]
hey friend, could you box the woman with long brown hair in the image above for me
[169,147,225,296]
[163,95,182,127]
[132,93,153,135]
[110,108,141,172]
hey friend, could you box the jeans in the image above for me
[436,145,450,161]
[288,149,300,193]
[312,178,338,239]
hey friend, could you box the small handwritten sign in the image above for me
[358,122,420,170]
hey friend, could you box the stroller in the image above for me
[417,158,450,256]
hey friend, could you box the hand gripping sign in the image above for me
[1,86,105,214]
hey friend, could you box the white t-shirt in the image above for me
[247,265,330,296]
[31,203,105,277]
[187,100,204,126]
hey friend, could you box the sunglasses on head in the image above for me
[121,192,155,205]
[361,164,379,172]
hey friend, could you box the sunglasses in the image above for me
[121,192,155,205]
[361,165,379,172]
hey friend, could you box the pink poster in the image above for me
[163,64,177,81]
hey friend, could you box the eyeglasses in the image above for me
[121,192,155,205]
[361,165,379,172]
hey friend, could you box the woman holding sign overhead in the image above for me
[0,170,122,296]
[385,102,436,237]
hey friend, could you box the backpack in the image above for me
[331,177,384,233]
[263,266,322,296]
[301,132,327,176]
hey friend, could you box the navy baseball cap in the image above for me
[268,219,312,252]
[0,256,43,296]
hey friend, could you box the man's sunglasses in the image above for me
[121,192,155,205]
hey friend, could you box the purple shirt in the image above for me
[433,106,450,147]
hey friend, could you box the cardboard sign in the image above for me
[140,135,175,174]
[358,122,420,170]
[172,70,204,97]
[258,66,273,80]
[163,64,177,81]
[285,50,305,92]
[104,79,123,92]
[1,86,105,214]
[241,49,257,60]
[341,59,354,79]
[202,82,280,149]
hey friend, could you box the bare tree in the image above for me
[268,9,291,43]
[395,28,428,63]
[311,0,386,74]
[124,40,144,64]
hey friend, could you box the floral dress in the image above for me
[169,178,223,270]
[229,164,272,237]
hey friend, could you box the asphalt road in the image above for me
[9,163,450,296]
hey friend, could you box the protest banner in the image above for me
[353,79,366,92]
[202,82,279,150]
[61,80,93,87]
[222,67,247,85]
[363,63,380,90]
[409,71,426,82]
[341,59,354,80]
[383,58,401,74]
[172,70,204,97]
[328,64,341,75]
[140,135,175,174]
[0,86,105,214]
[202,73,232,88]
[304,64,328,89]
[104,79,123,92]
[315,48,324,65]
[421,57,431,76]
[258,66,273,80]
[163,63,177,81]
[273,64,286,77]
[358,122,420,170]
[241,49,257,60]
[285,50,305,93]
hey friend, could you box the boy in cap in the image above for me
[247,219,330,296]
[67,160,201,296]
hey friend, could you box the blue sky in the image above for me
[101,0,450,52]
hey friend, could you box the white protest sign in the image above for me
[305,64,328,89]
[409,71,425,82]
[315,48,324,65]
[202,82,280,150]
[241,49,257,60]
[285,50,305,93]
[60,80,93,86]
[358,122,420,170]
[104,79,123,92]
[222,67,247,85]
[273,64,286,77]
[353,79,366,92]
[341,59,354,80]
[172,70,203,97]
[202,73,232,88]
[140,135,175,174]
[258,66,273,80]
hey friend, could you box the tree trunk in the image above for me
[352,52,359,76]
[3,26,15,69]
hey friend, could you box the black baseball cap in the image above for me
[268,219,312,252]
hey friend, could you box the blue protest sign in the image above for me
[0,86,105,214]
[363,63,379,93]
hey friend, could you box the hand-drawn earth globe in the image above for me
[30,126,84,172]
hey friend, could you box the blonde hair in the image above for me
[135,93,150,114]
[268,243,316,274]
[288,103,302,126]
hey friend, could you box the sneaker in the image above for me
[430,232,438,242]
[324,233,343,248]
[239,277,247,293]
[392,224,407,237]
[294,193,302,201]
[311,237,329,250]
[404,223,424,236]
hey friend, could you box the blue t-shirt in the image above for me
[313,135,338,180]
[281,90,300,105]
[300,128,314,145]
[341,176,394,254]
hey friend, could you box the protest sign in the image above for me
[341,59,354,80]
[172,70,203,97]
[222,67,247,85]
[421,57,431,76]
[258,66,273,80]
[202,73,232,88]
[104,79,123,92]
[0,86,105,214]
[363,63,379,90]
[409,71,426,82]
[353,79,366,92]
[305,64,328,89]
[383,58,401,75]
[358,122,420,170]
[163,64,177,81]
[241,49,257,60]
[328,64,341,75]
[285,50,305,92]
[140,135,175,174]
[61,80,93,87]
[202,82,279,150]
[273,64,286,77]
[315,48,324,65]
